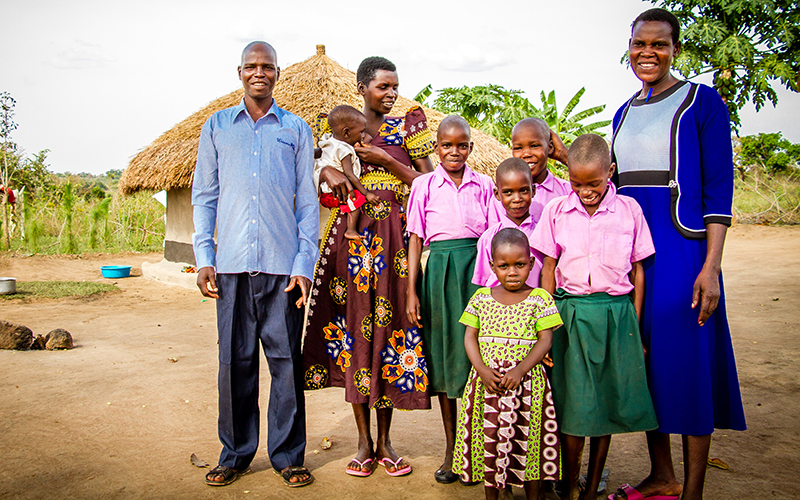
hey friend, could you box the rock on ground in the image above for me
[45,329,73,350]
[0,320,33,350]
[31,335,46,350]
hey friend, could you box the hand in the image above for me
[196,266,218,299]
[478,366,504,395]
[542,353,554,368]
[285,275,312,309]
[405,290,422,328]
[365,191,380,205]
[549,130,568,165]
[692,266,721,326]
[499,366,524,392]
[319,166,352,204]
[355,144,393,167]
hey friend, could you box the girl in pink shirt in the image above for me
[490,118,572,226]
[532,134,658,500]
[473,158,542,289]
[406,115,495,485]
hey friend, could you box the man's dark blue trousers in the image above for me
[215,272,306,472]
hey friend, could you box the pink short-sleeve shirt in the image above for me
[531,183,655,295]
[471,214,544,288]
[406,164,495,246]
[489,170,572,225]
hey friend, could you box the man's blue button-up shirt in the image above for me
[192,99,319,280]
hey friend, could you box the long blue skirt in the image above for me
[620,186,746,435]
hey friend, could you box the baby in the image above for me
[316,105,378,240]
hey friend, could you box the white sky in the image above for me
[1,0,798,175]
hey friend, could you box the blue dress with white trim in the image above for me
[611,81,746,435]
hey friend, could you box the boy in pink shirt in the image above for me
[532,134,658,500]
[405,115,495,485]
[473,157,544,288]
[490,118,571,225]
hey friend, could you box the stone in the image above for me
[45,329,74,350]
[31,335,46,350]
[0,320,34,350]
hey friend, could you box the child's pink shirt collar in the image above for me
[560,182,619,216]
[537,170,568,193]
[405,163,495,246]
[471,213,542,289]
[431,162,481,189]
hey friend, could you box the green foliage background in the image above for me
[4,189,165,254]
[733,132,800,224]
[1,167,165,254]
[415,84,610,146]
[655,0,799,127]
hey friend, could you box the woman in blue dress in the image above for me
[609,8,746,500]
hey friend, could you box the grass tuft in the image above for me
[1,281,118,300]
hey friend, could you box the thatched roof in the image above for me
[119,45,511,195]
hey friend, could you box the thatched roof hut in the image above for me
[119,45,510,195]
[120,46,512,266]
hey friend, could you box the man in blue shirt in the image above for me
[192,41,318,488]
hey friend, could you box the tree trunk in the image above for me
[1,192,8,250]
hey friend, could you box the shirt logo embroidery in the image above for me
[276,137,296,151]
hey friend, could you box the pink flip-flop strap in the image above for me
[620,484,645,500]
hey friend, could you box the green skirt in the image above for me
[421,238,479,398]
[551,290,658,436]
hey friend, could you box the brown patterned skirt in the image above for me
[454,359,560,489]
[302,171,431,410]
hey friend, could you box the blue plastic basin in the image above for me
[100,265,131,278]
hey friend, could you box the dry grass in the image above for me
[734,168,800,225]
[119,45,511,195]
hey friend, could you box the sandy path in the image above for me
[0,225,798,499]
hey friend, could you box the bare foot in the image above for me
[439,450,454,472]
[498,485,515,500]
[611,475,683,499]
[344,229,364,241]
[346,439,374,475]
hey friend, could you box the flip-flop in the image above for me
[205,465,249,486]
[377,456,412,477]
[609,484,679,500]
[345,457,374,477]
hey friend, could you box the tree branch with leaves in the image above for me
[414,84,610,146]
[1,92,19,249]
[655,0,799,127]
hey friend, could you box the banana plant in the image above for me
[414,84,610,147]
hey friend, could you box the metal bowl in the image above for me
[0,277,17,295]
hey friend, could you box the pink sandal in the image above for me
[345,457,374,477]
[609,484,679,500]
[377,457,412,477]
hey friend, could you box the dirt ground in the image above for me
[0,224,798,500]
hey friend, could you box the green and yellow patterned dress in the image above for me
[454,287,563,489]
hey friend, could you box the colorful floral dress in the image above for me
[302,106,435,410]
[454,288,564,489]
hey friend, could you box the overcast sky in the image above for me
[1,0,798,176]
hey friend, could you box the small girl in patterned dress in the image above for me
[454,227,563,500]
